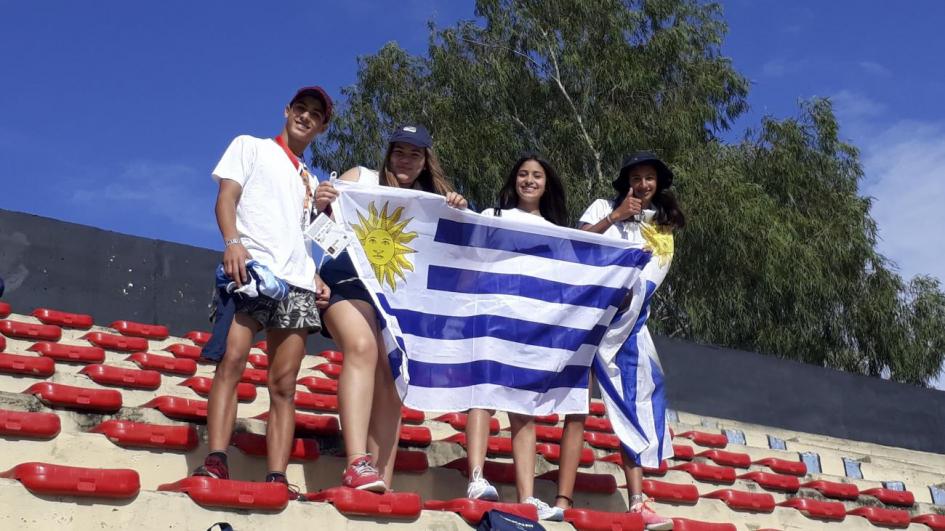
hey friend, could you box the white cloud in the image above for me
[858,60,890,77]
[760,57,808,78]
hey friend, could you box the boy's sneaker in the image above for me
[524,497,565,522]
[266,473,306,501]
[631,499,673,530]
[342,456,387,493]
[192,454,229,480]
[466,466,499,501]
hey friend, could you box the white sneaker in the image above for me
[466,466,499,501]
[524,496,565,521]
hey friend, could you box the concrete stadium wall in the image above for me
[1,208,943,454]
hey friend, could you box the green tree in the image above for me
[313,0,945,386]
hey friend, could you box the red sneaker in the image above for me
[192,454,229,480]
[342,455,386,492]
[631,499,673,530]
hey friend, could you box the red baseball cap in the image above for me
[289,86,333,123]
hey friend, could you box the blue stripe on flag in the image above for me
[434,219,651,268]
[426,265,628,310]
[405,358,589,392]
[650,355,668,461]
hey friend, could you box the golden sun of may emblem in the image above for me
[353,201,418,291]
[640,222,675,267]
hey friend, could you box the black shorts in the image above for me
[320,251,373,307]
[233,286,321,333]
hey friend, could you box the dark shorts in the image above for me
[226,286,321,334]
[320,251,373,307]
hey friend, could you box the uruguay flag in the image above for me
[333,181,651,417]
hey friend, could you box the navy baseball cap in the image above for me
[612,151,674,193]
[388,124,432,148]
[289,86,333,123]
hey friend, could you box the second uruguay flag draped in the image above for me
[332,181,651,416]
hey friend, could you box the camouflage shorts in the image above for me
[235,286,321,333]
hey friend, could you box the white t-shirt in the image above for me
[212,135,317,291]
[578,198,655,245]
[353,166,380,185]
[480,207,553,226]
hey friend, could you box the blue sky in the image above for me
[2,1,943,384]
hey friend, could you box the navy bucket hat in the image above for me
[612,151,674,194]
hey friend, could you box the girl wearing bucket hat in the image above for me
[553,152,684,530]
[314,124,467,493]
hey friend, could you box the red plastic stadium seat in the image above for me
[25,382,121,412]
[584,416,613,432]
[0,352,55,377]
[777,497,846,521]
[738,471,799,492]
[158,476,287,510]
[673,444,695,460]
[847,506,911,528]
[180,377,256,402]
[294,391,338,412]
[250,340,267,352]
[320,349,344,363]
[110,320,169,339]
[800,479,859,500]
[90,420,198,451]
[401,406,424,424]
[306,487,421,518]
[677,430,728,448]
[31,308,93,329]
[399,425,432,446]
[0,301,10,318]
[1,462,139,498]
[254,411,340,437]
[753,457,806,476]
[601,452,670,475]
[589,401,606,416]
[83,331,147,352]
[0,334,4,351]
[80,364,161,390]
[185,330,212,345]
[537,469,618,494]
[538,442,595,466]
[702,489,775,512]
[29,342,105,364]
[141,396,208,421]
[564,508,644,530]
[862,487,915,507]
[230,432,319,461]
[247,353,269,369]
[642,479,699,503]
[127,352,196,376]
[0,320,62,341]
[435,412,499,434]
[697,449,751,468]
[297,376,338,394]
[241,367,269,386]
[671,518,737,531]
[534,413,559,424]
[584,430,620,450]
[424,498,538,524]
[164,343,202,360]
[535,425,564,442]
[313,362,343,379]
[0,409,61,439]
[670,462,736,484]
[394,450,429,473]
[913,514,945,530]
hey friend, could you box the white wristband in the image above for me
[224,237,241,247]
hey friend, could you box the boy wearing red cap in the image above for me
[192,87,333,495]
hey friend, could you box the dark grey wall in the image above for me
[1,208,942,454]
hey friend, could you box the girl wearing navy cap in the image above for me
[465,153,568,521]
[555,152,684,530]
[314,124,466,492]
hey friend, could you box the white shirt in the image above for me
[578,198,655,245]
[212,135,317,291]
[480,207,553,226]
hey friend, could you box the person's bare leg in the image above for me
[554,413,586,509]
[264,328,307,474]
[367,330,402,487]
[206,313,259,452]
[465,408,495,473]
[508,412,537,501]
[621,446,644,497]
[324,300,380,463]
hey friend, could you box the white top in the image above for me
[212,135,317,291]
[578,198,655,245]
[353,166,380,185]
[480,207,553,226]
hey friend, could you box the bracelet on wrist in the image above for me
[224,237,241,247]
